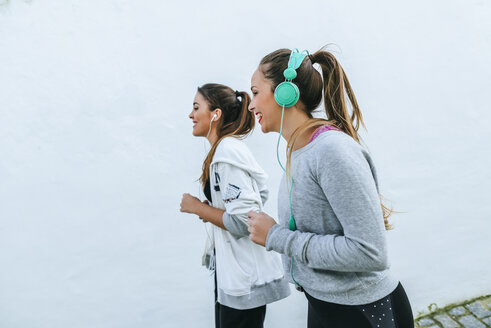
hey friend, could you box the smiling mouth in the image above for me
[255,113,263,123]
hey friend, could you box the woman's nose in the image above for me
[248,102,254,112]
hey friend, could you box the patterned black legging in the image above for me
[305,283,414,328]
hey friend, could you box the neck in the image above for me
[279,108,313,151]
[206,129,218,145]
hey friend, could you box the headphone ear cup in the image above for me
[274,82,300,108]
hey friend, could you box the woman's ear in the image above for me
[212,108,222,121]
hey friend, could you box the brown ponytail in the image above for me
[259,48,393,230]
[309,49,365,143]
[198,84,254,187]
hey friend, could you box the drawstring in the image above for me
[208,251,216,271]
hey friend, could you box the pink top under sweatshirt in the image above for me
[308,125,340,144]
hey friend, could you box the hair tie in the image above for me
[235,90,241,98]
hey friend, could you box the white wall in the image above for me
[0,0,490,327]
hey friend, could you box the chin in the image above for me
[260,123,273,134]
[192,128,203,137]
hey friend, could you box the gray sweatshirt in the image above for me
[266,130,399,305]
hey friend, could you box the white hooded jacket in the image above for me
[204,136,285,299]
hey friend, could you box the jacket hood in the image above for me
[211,136,269,204]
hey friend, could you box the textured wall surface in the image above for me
[1,1,490,327]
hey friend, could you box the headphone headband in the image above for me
[287,48,309,71]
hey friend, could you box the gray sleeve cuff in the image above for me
[265,224,288,252]
[222,212,249,238]
[266,224,316,264]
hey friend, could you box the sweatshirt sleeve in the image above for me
[266,140,389,272]
[216,162,263,238]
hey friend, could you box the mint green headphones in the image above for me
[274,48,309,291]
[275,48,310,232]
[274,49,309,108]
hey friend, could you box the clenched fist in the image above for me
[247,211,277,246]
[180,193,201,213]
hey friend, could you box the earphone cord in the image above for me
[206,117,214,140]
[276,105,302,290]
[276,106,295,225]
[202,118,214,159]
[276,106,286,171]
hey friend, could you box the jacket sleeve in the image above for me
[216,162,263,238]
[265,141,389,272]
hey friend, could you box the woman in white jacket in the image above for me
[180,83,290,328]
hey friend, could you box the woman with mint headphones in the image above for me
[180,83,290,328]
[246,49,414,328]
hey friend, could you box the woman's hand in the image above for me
[247,211,277,246]
[180,193,202,214]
